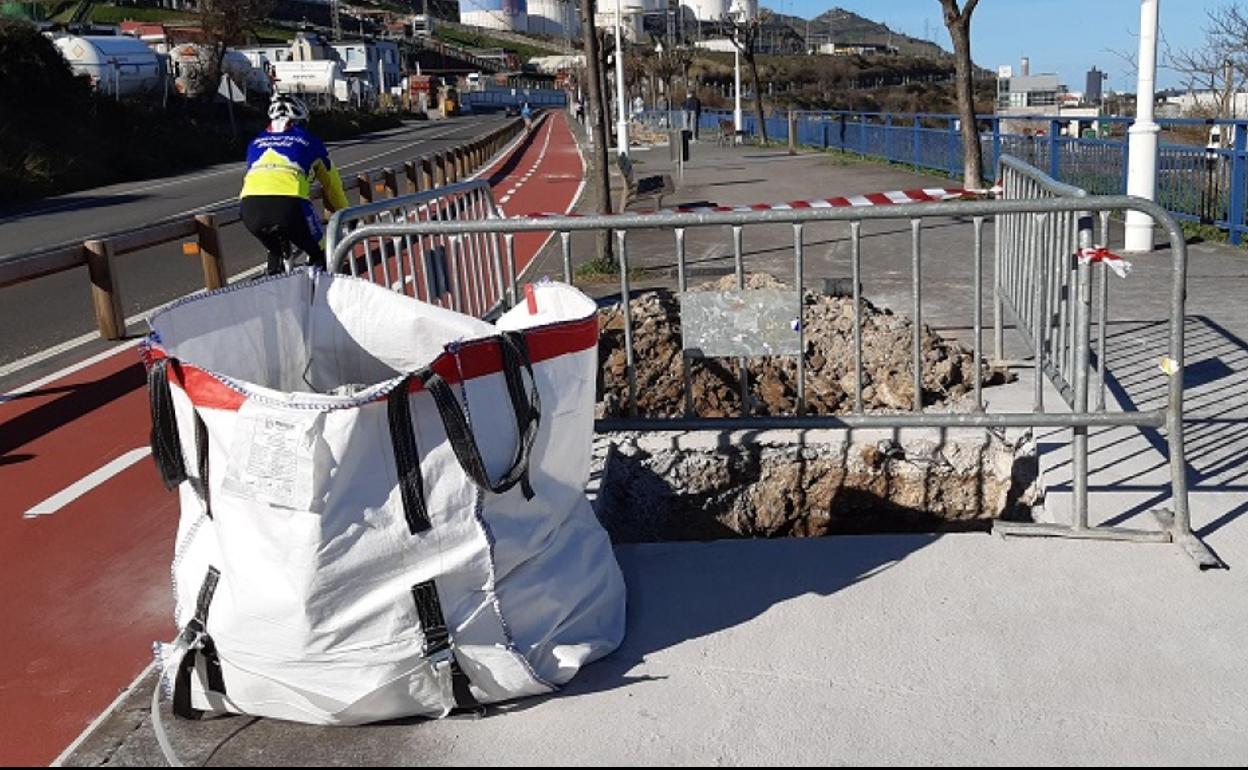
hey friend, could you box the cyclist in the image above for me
[240,94,350,274]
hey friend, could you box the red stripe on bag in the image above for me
[150,314,600,411]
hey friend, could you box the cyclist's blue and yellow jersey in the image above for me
[240,124,349,211]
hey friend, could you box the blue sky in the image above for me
[762,0,1222,91]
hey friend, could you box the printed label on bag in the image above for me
[221,403,325,510]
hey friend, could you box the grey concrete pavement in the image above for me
[62,137,1248,766]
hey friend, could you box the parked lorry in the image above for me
[53,35,163,98]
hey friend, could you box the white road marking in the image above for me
[24,447,153,518]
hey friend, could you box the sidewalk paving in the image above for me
[63,135,1248,766]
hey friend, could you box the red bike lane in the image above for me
[0,110,583,765]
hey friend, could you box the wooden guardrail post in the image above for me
[384,167,400,197]
[84,239,125,340]
[455,147,466,180]
[446,150,458,183]
[441,151,456,184]
[404,160,418,193]
[420,155,434,190]
[357,173,373,203]
[194,214,226,290]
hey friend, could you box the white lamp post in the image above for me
[1125,0,1160,252]
[655,40,665,126]
[728,0,751,143]
[614,0,630,159]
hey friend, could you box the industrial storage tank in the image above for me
[168,42,212,97]
[221,50,272,100]
[680,0,729,23]
[459,0,528,33]
[53,35,163,97]
[526,0,578,37]
[272,59,345,97]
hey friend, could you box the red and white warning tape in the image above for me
[514,187,997,219]
[1076,246,1132,278]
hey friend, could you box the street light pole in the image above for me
[730,0,746,143]
[733,42,742,140]
[1125,0,1160,252]
[614,0,630,159]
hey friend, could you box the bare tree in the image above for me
[1170,5,1248,126]
[197,0,273,133]
[938,0,983,188]
[198,0,274,91]
[578,0,614,255]
[648,43,690,120]
[724,9,770,145]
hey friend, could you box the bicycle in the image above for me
[255,223,325,276]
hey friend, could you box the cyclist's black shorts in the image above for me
[240,195,327,274]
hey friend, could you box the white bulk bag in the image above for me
[144,269,624,725]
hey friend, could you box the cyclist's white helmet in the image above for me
[268,94,309,123]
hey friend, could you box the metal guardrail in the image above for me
[643,107,1248,245]
[327,157,1218,569]
[464,90,568,109]
[994,155,1108,411]
[327,179,511,320]
[0,117,527,340]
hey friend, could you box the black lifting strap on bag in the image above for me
[412,580,479,710]
[417,331,541,501]
[148,358,189,491]
[388,375,432,535]
[173,566,227,720]
[192,412,212,518]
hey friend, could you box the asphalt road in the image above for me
[0,114,512,366]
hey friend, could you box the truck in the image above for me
[53,35,163,98]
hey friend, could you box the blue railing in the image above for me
[642,108,1248,244]
[463,88,567,109]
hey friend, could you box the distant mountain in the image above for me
[764,5,949,59]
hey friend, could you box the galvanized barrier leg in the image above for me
[793,223,806,415]
[973,216,985,412]
[1071,213,1094,532]
[1152,223,1222,568]
[676,228,694,417]
[1032,214,1048,413]
[1096,210,1111,412]
[617,229,637,418]
[911,218,923,412]
[561,231,573,285]
[993,208,1005,365]
[732,225,749,411]
[851,221,864,413]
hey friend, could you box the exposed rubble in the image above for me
[597,274,1011,418]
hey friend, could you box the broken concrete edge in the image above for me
[589,426,1042,543]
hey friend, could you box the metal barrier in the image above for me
[327,158,1218,569]
[994,155,1112,412]
[327,179,512,319]
[464,89,568,109]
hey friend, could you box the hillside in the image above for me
[765,5,949,59]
